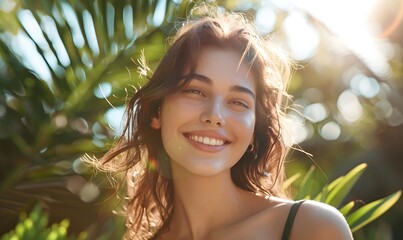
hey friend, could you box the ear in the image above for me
[150,116,161,129]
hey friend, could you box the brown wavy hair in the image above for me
[90,9,293,240]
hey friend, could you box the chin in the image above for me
[180,162,233,177]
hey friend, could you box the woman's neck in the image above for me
[167,163,253,240]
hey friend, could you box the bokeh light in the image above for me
[387,108,403,126]
[304,103,329,123]
[286,111,314,144]
[94,82,112,99]
[374,100,393,120]
[350,73,380,98]
[255,6,276,35]
[320,121,341,140]
[337,90,363,123]
[0,0,17,12]
[104,106,125,135]
[79,183,100,203]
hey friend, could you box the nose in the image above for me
[200,99,226,127]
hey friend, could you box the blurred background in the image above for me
[0,0,402,239]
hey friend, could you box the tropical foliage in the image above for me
[0,204,87,240]
[0,0,193,237]
[286,163,401,233]
[0,0,402,239]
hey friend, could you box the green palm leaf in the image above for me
[347,190,401,232]
[294,165,315,200]
[339,201,355,216]
[315,163,367,208]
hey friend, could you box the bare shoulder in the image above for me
[210,197,353,240]
[292,200,353,240]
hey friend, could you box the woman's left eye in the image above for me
[230,100,249,109]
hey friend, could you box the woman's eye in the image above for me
[183,88,205,96]
[230,100,249,109]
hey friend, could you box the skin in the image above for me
[151,47,353,240]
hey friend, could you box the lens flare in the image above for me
[148,158,158,172]
[381,1,403,38]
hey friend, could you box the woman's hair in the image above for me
[90,8,293,240]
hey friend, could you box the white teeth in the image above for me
[189,135,225,146]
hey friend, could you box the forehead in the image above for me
[194,47,256,92]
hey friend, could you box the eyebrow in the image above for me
[189,73,256,99]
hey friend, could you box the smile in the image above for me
[188,135,225,146]
[185,134,228,146]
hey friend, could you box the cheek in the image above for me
[228,113,256,166]
[233,112,256,137]
[160,102,180,135]
[161,99,197,127]
[159,98,196,146]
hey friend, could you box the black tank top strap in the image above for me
[281,200,305,240]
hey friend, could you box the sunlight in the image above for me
[282,11,319,60]
[295,0,392,78]
[381,1,403,37]
[296,0,379,34]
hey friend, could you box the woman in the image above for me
[94,9,353,240]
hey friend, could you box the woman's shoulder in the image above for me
[210,197,353,240]
[281,199,353,240]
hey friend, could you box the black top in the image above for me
[281,200,305,240]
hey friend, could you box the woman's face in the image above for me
[151,47,256,177]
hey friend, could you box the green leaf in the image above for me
[0,203,82,240]
[323,163,367,207]
[347,190,401,232]
[339,201,355,216]
[295,165,315,200]
[282,172,300,191]
[313,176,343,202]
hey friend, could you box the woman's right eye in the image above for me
[183,88,205,96]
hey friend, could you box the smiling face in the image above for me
[151,47,256,177]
